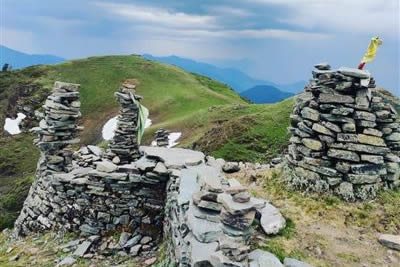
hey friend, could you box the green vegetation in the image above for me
[159,98,294,162]
[234,167,400,267]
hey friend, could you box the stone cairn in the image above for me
[109,81,142,164]
[285,63,400,201]
[153,128,170,147]
[211,184,263,266]
[14,81,81,234]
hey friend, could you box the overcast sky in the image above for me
[1,0,399,94]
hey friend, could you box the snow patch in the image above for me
[102,116,152,141]
[4,113,26,135]
[168,132,182,148]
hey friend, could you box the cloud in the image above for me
[245,0,399,37]
[95,2,218,30]
[205,5,254,17]
[0,28,34,53]
[133,25,331,42]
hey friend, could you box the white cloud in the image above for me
[0,28,34,53]
[206,6,254,17]
[246,0,399,37]
[95,2,218,30]
[133,25,331,41]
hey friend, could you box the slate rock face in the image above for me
[285,65,400,201]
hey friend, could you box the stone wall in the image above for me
[285,64,400,201]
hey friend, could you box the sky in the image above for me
[1,0,399,94]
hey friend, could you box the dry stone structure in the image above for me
[14,80,312,266]
[285,64,400,201]
[14,81,81,234]
[153,128,170,147]
[109,81,142,163]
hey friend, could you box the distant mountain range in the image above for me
[143,54,306,95]
[0,46,304,104]
[0,45,65,69]
[240,85,294,104]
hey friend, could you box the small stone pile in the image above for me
[285,63,400,201]
[211,182,265,266]
[153,128,170,147]
[109,82,142,163]
[192,171,224,212]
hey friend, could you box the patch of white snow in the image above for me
[4,113,26,135]
[168,132,182,148]
[102,116,152,141]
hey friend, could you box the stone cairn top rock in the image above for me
[108,82,142,164]
[285,64,400,201]
[153,128,170,147]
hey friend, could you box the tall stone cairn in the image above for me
[285,63,400,201]
[14,81,81,235]
[109,82,141,163]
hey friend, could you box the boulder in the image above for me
[259,203,286,235]
[223,162,241,173]
[378,234,400,251]
[56,256,77,266]
[249,249,283,267]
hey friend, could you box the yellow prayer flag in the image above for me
[361,37,382,63]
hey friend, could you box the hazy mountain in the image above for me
[0,45,65,69]
[240,85,294,104]
[143,54,306,94]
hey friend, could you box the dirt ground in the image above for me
[228,166,400,267]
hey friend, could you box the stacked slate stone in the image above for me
[153,128,170,147]
[14,81,81,234]
[211,182,265,266]
[286,63,400,201]
[36,81,81,173]
[109,84,141,163]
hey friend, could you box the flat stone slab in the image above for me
[177,168,200,206]
[378,234,400,251]
[249,249,283,267]
[187,206,222,243]
[190,238,218,266]
[338,67,370,79]
[95,161,118,173]
[218,194,266,215]
[140,146,205,169]
[284,258,314,267]
[73,241,92,257]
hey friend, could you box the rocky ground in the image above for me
[228,165,400,267]
[1,163,399,267]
